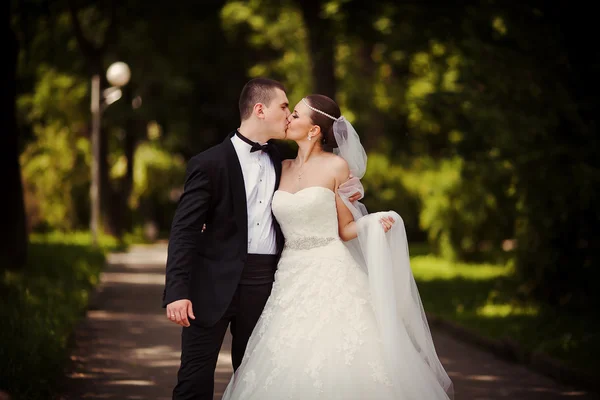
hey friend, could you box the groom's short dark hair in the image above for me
[239,78,285,121]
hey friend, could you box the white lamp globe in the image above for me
[106,62,131,87]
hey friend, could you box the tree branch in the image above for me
[99,0,119,54]
[67,0,98,69]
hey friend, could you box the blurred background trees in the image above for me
[6,0,599,310]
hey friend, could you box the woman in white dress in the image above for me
[222,94,454,400]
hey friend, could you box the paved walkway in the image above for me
[62,244,599,400]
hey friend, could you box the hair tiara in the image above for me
[302,98,340,121]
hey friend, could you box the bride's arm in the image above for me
[333,157,395,241]
[336,195,358,241]
[333,158,359,241]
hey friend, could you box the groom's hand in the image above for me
[348,191,362,202]
[340,174,363,203]
[166,299,195,327]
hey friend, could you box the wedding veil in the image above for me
[331,114,454,399]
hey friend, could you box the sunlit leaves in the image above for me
[492,16,507,36]
[221,0,311,103]
[373,16,392,35]
[322,0,345,19]
[129,140,185,209]
[18,66,89,231]
[18,65,88,127]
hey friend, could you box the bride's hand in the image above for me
[380,215,395,232]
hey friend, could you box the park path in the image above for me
[61,243,599,400]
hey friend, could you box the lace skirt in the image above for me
[222,239,398,399]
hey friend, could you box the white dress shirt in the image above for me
[231,134,278,255]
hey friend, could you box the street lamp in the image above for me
[90,61,131,246]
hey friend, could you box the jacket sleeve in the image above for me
[162,155,211,307]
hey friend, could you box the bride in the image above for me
[222,94,454,399]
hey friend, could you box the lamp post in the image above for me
[90,61,131,246]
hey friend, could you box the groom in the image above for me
[162,78,290,399]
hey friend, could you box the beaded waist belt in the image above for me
[284,236,336,251]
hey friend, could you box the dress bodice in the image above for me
[271,186,339,245]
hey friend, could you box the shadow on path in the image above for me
[61,244,234,400]
[61,244,599,400]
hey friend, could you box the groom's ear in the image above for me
[254,103,266,119]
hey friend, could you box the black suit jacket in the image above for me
[162,131,284,327]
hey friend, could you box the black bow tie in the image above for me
[236,130,271,153]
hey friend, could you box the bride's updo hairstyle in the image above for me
[304,94,341,152]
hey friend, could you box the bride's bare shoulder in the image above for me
[323,153,350,180]
[324,153,348,169]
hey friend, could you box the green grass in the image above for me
[409,245,600,377]
[0,232,122,400]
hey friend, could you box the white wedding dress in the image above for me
[222,186,452,400]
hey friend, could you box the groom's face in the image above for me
[263,88,290,140]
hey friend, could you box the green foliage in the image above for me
[221,0,311,104]
[409,5,600,307]
[403,157,516,261]
[0,232,119,400]
[514,159,600,309]
[361,152,422,240]
[361,151,517,260]
[411,246,600,376]
[13,0,599,313]
[408,157,464,260]
[18,66,90,232]
[126,138,186,232]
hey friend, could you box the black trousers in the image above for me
[172,254,278,400]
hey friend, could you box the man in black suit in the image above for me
[163,77,290,399]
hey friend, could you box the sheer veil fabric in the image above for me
[335,117,454,399]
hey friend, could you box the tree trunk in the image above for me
[357,41,383,151]
[1,12,28,270]
[298,0,336,97]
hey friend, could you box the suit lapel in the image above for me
[223,133,248,245]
